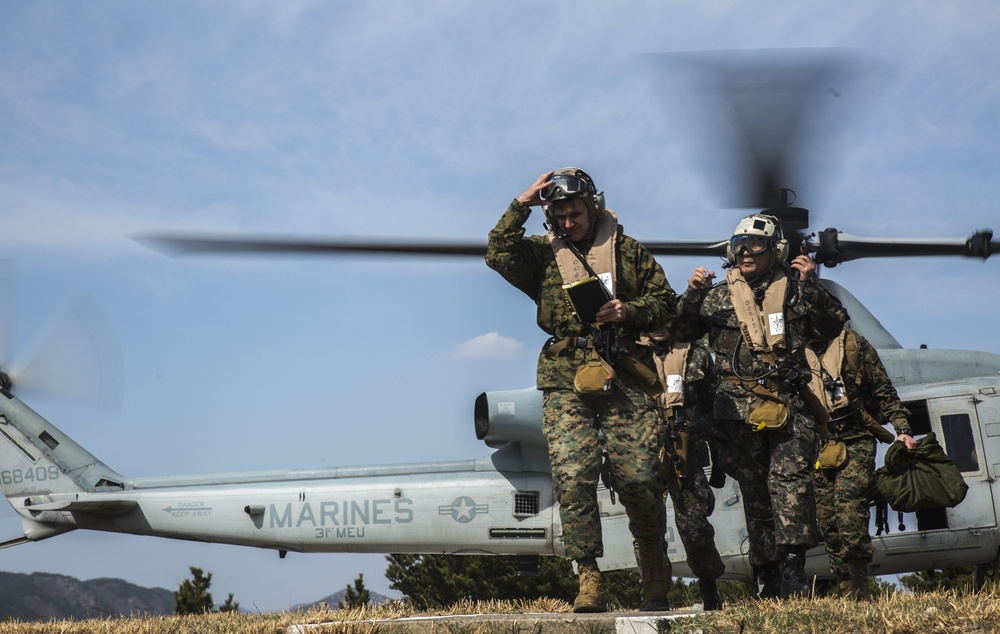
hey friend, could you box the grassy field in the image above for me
[1,590,998,633]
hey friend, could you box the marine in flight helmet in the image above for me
[726,213,788,264]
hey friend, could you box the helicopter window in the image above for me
[513,491,539,517]
[902,400,932,436]
[940,413,980,472]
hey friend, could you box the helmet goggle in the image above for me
[539,173,594,202]
[730,235,772,256]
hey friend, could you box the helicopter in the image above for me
[2,49,999,593]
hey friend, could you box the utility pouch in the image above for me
[746,393,790,432]
[817,439,849,471]
[616,355,665,397]
[574,349,616,396]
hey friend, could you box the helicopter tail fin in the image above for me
[0,387,129,544]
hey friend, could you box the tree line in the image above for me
[174,557,1000,614]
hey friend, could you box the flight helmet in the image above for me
[727,213,788,264]
[539,167,606,225]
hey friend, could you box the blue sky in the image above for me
[1,1,998,612]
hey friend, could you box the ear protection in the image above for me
[574,169,605,214]
[776,236,789,262]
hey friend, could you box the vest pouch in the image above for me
[817,439,849,471]
[574,350,617,396]
[746,394,790,432]
[616,355,665,397]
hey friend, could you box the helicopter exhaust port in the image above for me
[474,389,546,449]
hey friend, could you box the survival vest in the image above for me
[726,267,789,356]
[548,209,618,299]
[651,341,690,413]
[806,329,897,443]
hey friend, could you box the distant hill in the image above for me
[0,571,396,620]
[0,571,174,620]
[293,588,393,612]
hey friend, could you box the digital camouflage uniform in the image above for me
[673,267,849,569]
[485,199,678,562]
[649,341,727,581]
[812,329,911,580]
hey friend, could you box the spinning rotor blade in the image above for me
[136,234,488,257]
[814,229,997,266]
[3,293,124,411]
[137,234,731,260]
[0,262,10,368]
[644,241,728,258]
[652,48,869,210]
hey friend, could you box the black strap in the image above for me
[600,450,617,505]
[874,499,889,536]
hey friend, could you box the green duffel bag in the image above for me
[875,432,969,513]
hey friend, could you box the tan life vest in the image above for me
[805,331,851,414]
[548,209,618,297]
[726,267,789,354]
[652,342,690,412]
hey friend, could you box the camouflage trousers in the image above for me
[813,435,877,577]
[715,405,820,566]
[669,439,726,580]
[714,419,779,568]
[542,388,666,562]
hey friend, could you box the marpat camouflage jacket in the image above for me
[836,329,912,440]
[486,200,678,390]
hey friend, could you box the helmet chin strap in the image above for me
[542,217,569,240]
[545,224,567,239]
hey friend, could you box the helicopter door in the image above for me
[927,395,996,531]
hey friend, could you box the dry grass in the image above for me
[1,591,998,633]
[683,587,1000,633]
[0,598,570,633]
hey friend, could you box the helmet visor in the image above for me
[730,235,771,255]
[539,174,592,202]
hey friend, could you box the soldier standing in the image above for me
[808,328,916,600]
[486,168,679,612]
[673,213,849,598]
[644,329,726,610]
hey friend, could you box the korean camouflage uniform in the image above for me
[673,266,849,566]
[485,200,678,561]
[813,329,911,578]
[650,341,727,581]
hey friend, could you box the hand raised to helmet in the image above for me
[516,171,555,207]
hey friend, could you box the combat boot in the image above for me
[846,559,871,601]
[572,558,606,613]
[635,539,671,611]
[698,578,721,611]
[756,564,782,600]
[780,547,810,599]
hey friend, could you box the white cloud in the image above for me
[451,332,523,360]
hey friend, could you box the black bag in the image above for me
[874,432,969,512]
